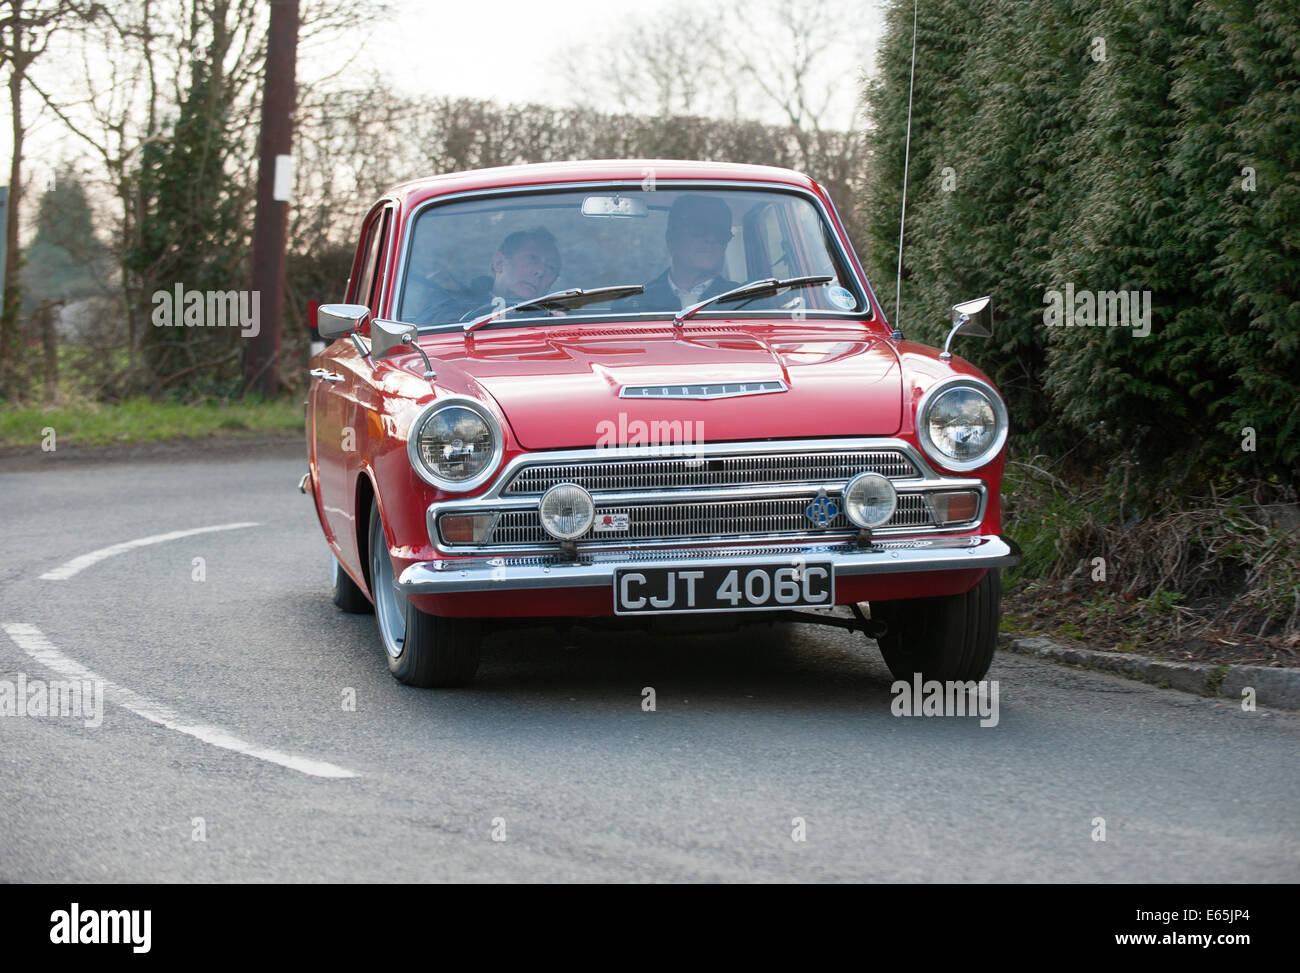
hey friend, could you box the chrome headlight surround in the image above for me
[406,395,504,492]
[915,376,1008,472]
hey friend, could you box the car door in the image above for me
[313,202,394,572]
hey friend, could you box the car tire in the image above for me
[331,553,373,614]
[368,499,481,687]
[871,568,1001,682]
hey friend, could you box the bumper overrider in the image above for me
[396,534,1021,595]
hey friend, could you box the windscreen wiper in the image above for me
[463,285,644,334]
[672,275,833,327]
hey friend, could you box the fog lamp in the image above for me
[843,472,897,528]
[539,483,595,541]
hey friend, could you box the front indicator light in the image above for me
[929,490,980,525]
[440,513,496,544]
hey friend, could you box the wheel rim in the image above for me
[370,512,408,659]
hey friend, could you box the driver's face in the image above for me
[493,241,560,301]
[669,227,729,278]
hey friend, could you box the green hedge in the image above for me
[863,0,1299,498]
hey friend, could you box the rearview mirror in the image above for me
[317,303,371,339]
[581,194,648,218]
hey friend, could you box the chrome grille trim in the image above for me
[503,449,917,495]
[427,438,988,554]
[481,493,933,546]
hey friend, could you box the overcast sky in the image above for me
[4,0,887,201]
[335,0,653,108]
[324,0,884,121]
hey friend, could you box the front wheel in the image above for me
[871,569,1001,682]
[331,554,372,614]
[368,499,481,687]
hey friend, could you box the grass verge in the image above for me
[1000,452,1300,666]
[0,397,303,448]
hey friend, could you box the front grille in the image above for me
[502,449,918,495]
[474,493,934,546]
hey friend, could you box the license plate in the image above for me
[614,562,834,615]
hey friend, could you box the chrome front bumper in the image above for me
[396,534,1020,594]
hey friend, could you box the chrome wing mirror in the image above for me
[371,318,436,381]
[317,303,371,339]
[940,296,992,360]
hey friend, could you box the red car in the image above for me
[303,160,1018,687]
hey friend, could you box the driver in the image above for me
[419,227,562,323]
[635,195,740,311]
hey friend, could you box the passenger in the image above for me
[636,195,740,311]
[419,227,562,323]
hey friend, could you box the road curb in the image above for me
[999,635,1300,711]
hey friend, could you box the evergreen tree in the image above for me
[126,10,250,395]
[1171,0,1300,478]
[862,0,1299,490]
[21,169,112,305]
[863,0,1087,438]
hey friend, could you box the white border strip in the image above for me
[3,623,358,780]
[40,523,261,580]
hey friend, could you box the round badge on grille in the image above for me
[805,488,841,528]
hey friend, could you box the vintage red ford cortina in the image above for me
[303,160,1019,687]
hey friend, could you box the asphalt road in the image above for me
[2,448,1297,882]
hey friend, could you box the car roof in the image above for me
[385,159,822,207]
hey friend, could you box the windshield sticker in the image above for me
[826,285,857,310]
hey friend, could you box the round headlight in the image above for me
[539,483,595,541]
[407,397,502,491]
[843,472,897,528]
[917,379,1007,471]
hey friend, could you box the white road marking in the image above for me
[2,623,359,780]
[39,523,260,580]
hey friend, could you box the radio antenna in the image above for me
[893,0,919,339]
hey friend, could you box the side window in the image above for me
[348,206,392,314]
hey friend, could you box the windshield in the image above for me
[395,186,868,329]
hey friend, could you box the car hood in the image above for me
[414,324,902,449]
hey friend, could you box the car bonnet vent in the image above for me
[619,380,787,400]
